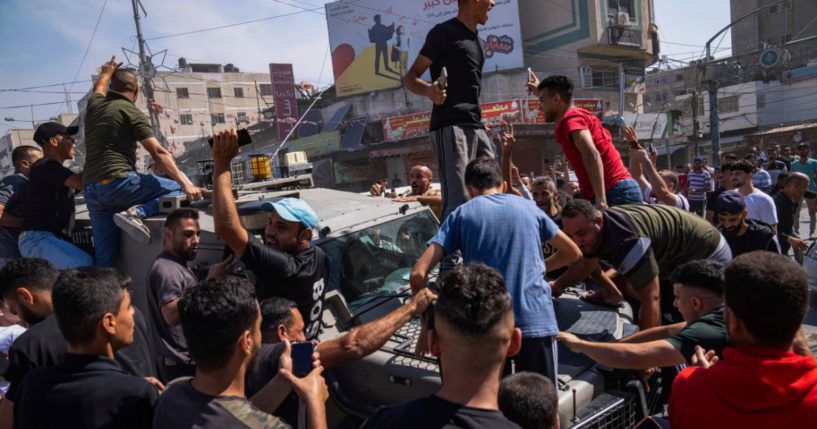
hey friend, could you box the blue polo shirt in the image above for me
[430,193,559,338]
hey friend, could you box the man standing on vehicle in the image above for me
[211,130,327,340]
[528,75,641,208]
[405,0,497,219]
[0,146,42,266]
[83,56,206,267]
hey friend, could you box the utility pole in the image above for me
[130,0,163,146]
[62,84,73,114]
[618,63,625,117]
[691,89,699,157]
[702,1,785,168]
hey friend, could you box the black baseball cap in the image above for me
[716,191,745,214]
[33,122,78,146]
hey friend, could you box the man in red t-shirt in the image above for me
[529,75,642,208]
[669,252,817,428]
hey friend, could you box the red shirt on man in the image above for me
[669,346,817,428]
[555,107,631,200]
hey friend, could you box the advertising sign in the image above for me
[269,63,299,141]
[382,111,432,142]
[574,98,604,114]
[325,0,524,97]
[289,131,341,158]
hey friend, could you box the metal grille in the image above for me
[572,392,640,429]
[71,226,95,256]
[388,317,439,371]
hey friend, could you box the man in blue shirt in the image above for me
[410,157,581,382]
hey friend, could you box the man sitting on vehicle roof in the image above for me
[211,129,328,341]
[371,165,443,220]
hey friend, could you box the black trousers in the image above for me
[503,336,558,383]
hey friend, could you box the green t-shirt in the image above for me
[597,204,722,290]
[792,158,817,191]
[83,92,154,183]
[665,307,728,362]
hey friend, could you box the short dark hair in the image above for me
[670,260,724,296]
[259,297,298,337]
[720,162,734,173]
[724,252,808,349]
[0,258,58,298]
[11,146,40,169]
[179,277,258,371]
[562,199,599,220]
[776,171,791,188]
[52,267,130,345]
[464,157,502,190]
[435,264,512,338]
[659,170,680,190]
[797,142,809,150]
[499,372,558,429]
[537,75,573,103]
[110,68,139,93]
[730,159,755,173]
[165,208,200,230]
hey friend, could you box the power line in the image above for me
[0,80,93,92]
[145,8,322,41]
[64,0,108,101]
[0,101,67,110]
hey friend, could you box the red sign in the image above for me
[574,98,604,114]
[269,63,298,142]
[481,100,523,127]
[382,112,431,142]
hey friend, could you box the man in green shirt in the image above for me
[557,260,728,369]
[557,200,731,331]
[792,142,817,239]
[83,56,205,267]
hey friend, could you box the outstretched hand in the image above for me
[500,123,516,154]
[212,129,239,164]
[101,55,122,76]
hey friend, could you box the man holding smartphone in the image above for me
[405,0,497,219]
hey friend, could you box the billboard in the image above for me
[325,0,524,97]
[289,131,342,158]
[269,63,299,141]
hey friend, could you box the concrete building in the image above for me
[0,113,78,175]
[731,0,817,59]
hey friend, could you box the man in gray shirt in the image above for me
[147,208,231,382]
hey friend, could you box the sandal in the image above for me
[113,209,151,244]
[580,289,623,308]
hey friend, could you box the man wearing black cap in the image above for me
[17,122,92,268]
[211,130,328,340]
[82,56,206,267]
[716,191,780,257]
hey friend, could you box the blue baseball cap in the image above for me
[260,198,319,229]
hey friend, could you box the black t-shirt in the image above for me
[148,251,197,363]
[419,18,485,131]
[0,173,29,257]
[361,395,520,429]
[20,158,75,235]
[154,378,290,429]
[774,192,798,237]
[719,219,780,257]
[241,239,328,340]
[4,312,156,401]
[13,354,157,429]
[665,307,728,362]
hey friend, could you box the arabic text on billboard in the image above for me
[325,0,524,97]
[289,131,341,158]
[269,64,299,141]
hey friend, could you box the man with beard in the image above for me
[705,162,735,225]
[774,172,813,257]
[731,160,777,230]
[715,191,780,257]
[212,130,327,340]
[391,165,443,220]
[147,208,234,381]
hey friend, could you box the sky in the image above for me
[0,0,733,131]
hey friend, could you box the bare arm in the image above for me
[0,205,21,228]
[638,151,679,206]
[211,130,250,257]
[404,55,445,104]
[318,289,434,369]
[249,373,293,415]
[637,276,662,331]
[551,257,598,295]
[544,230,581,273]
[571,130,607,208]
[410,243,445,295]
[618,322,687,344]
[558,333,685,369]
[139,137,200,197]
[92,55,120,96]
[629,151,650,193]
[63,174,84,191]
[160,299,180,326]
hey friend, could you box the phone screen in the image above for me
[291,342,314,377]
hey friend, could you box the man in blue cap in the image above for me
[716,190,780,257]
[210,130,327,340]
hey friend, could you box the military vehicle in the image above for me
[73,180,658,428]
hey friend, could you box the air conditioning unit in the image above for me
[616,12,630,27]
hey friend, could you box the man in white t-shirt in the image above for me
[732,159,778,231]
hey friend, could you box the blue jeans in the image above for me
[18,231,93,269]
[84,172,181,267]
[605,178,644,206]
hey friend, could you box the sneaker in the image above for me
[113,210,151,244]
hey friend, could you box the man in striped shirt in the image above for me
[686,157,712,217]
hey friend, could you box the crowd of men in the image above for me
[0,0,816,428]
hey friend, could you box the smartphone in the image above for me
[291,342,315,377]
[438,67,448,89]
[424,299,437,331]
[527,67,536,95]
[208,128,252,147]
[647,142,657,154]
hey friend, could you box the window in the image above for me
[768,1,792,15]
[237,112,247,122]
[179,114,193,125]
[579,66,593,88]
[676,74,684,82]
[176,87,189,99]
[234,87,244,98]
[207,87,222,99]
[718,96,739,113]
[608,0,635,20]
[592,67,618,88]
[262,108,274,119]
[211,113,226,124]
[259,84,273,96]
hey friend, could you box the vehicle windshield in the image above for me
[318,211,438,313]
